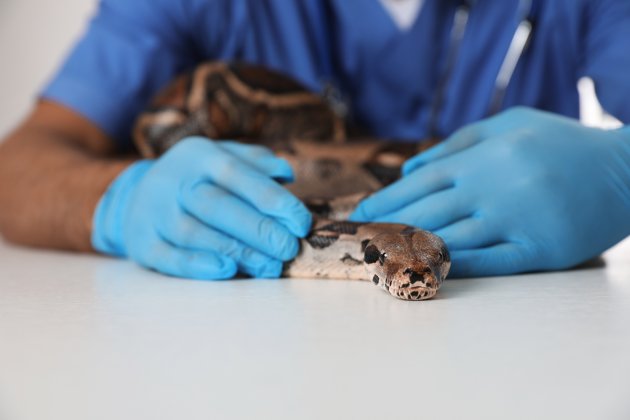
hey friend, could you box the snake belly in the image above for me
[133,61,451,300]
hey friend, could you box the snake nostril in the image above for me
[409,272,423,284]
[404,267,431,284]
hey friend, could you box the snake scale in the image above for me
[133,61,450,301]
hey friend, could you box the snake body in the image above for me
[133,61,450,300]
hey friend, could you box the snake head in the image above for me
[363,228,450,301]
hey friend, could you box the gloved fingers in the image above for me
[180,136,293,181]
[158,213,284,278]
[434,217,503,251]
[236,247,284,278]
[402,122,485,175]
[448,243,531,278]
[180,183,301,261]
[141,240,238,280]
[217,141,294,182]
[474,107,538,136]
[401,107,534,175]
[189,141,311,237]
[371,189,473,231]
[349,165,453,221]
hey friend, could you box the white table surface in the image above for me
[1,238,629,420]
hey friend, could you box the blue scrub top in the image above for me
[42,0,630,146]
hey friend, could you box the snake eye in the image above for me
[364,245,380,264]
[438,248,450,263]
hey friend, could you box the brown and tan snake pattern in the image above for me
[133,61,450,300]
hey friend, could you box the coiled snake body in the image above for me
[134,62,450,300]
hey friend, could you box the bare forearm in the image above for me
[0,102,136,252]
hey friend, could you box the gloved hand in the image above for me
[351,107,630,277]
[92,136,311,279]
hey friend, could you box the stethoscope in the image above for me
[428,0,535,136]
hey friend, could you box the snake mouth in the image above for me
[384,282,437,301]
[402,286,437,301]
[375,270,440,301]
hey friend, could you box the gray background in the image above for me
[0,0,97,139]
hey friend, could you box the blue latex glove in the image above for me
[351,107,630,277]
[92,136,311,279]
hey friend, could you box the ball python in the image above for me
[133,61,450,301]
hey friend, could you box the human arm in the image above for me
[0,0,199,250]
[0,100,134,251]
[0,99,311,279]
[0,0,309,278]
[91,135,310,279]
[350,0,630,277]
[351,108,630,277]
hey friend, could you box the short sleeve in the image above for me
[41,0,215,146]
[581,0,630,124]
